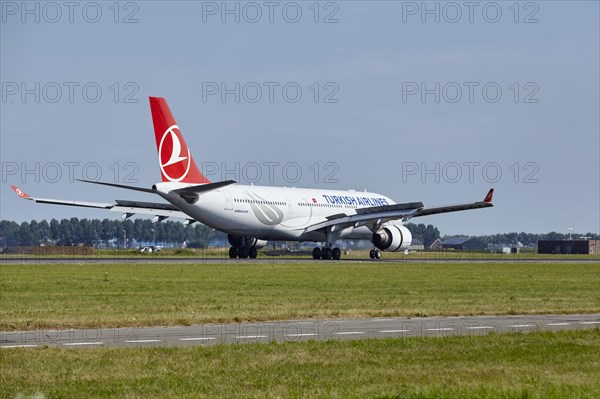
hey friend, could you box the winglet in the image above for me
[10,185,32,199]
[483,188,494,203]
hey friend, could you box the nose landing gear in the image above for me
[369,249,382,259]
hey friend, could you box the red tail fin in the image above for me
[149,97,210,184]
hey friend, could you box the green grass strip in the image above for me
[1,262,599,330]
[1,330,599,398]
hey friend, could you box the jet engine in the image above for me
[244,237,268,249]
[228,234,267,249]
[372,224,412,252]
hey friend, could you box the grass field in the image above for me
[1,330,599,398]
[1,262,598,330]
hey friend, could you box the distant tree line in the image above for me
[0,218,226,249]
[441,232,600,247]
[0,219,442,249]
[405,223,441,247]
[0,218,597,249]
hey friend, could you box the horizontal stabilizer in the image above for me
[76,179,156,194]
[173,180,237,195]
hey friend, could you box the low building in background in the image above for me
[538,240,600,255]
[408,238,424,251]
[488,243,521,254]
[440,237,487,251]
[428,239,442,250]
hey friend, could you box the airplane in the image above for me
[11,97,494,260]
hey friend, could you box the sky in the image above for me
[1,0,599,236]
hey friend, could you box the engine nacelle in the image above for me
[228,235,267,249]
[372,224,412,252]
[245,237,268,249]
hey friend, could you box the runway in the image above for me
[1,256,598,264]
[2,314,598,349]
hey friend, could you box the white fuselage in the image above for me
[154,182,396,242]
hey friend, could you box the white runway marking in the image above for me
[63,342,103,346]
[467,326,494,330]
[426,328,454,332]
[1,344,38,348]
[285,333,318,337]
[509,324,534,328]
[335,331,365,335]
[379,330,411,333]
[236,335,267,339]
[579,321,600,325]
[124,339,162,343]
[546,323,571,326]
[179,337,216,341]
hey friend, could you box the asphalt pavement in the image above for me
[2,314,598,349]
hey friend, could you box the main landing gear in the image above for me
[229,246,258,259]
[228,235,259,259]
[312,246,342,260]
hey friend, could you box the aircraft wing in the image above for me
[303,189,494,233]
[10,185,189,221]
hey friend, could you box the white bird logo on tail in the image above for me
[159,125,191,182]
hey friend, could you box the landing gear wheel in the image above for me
[321,247,333,260]
[229,247,238,259]
[332,247,341,260]
[312,247,322,260]
[238,246,249,259]
[248,247,257,259]
[369,250,376,259]
[375,250,381,259]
